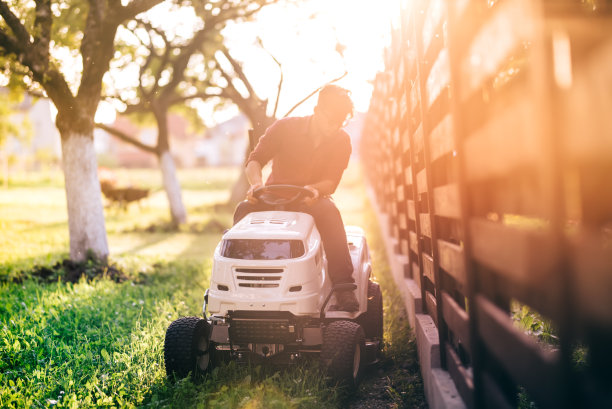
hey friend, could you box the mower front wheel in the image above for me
[164,316,212,379]
[321,320,365,390]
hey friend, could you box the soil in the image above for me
[347,357,428,409]
[13,257,128,284]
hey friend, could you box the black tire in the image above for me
[321,320,365,390]
[359,281,383,342]
[164,316,212,379]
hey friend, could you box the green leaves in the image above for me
[100,348,111,363]
[512,302,559,345]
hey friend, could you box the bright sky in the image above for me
[203,0,400,124]
[97,0,401,125]
[224,0,399,115]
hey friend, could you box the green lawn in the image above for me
[0,162,425,408]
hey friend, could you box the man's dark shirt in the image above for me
[247,116,352,194]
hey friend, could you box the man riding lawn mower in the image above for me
[164,85,384,388]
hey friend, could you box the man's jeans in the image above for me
[233,197,354,284]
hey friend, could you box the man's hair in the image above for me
[317,84,354,121]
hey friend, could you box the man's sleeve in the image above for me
[325,136,352,193]
[246,121,282,167]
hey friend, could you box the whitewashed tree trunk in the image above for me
[159,150,187,225]
[61,133,109,261]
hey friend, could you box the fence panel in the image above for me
[362,1,612,408]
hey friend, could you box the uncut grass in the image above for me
[0,162,424,408]
[0,262,202,408]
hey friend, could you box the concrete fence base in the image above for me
[368,188,466,409]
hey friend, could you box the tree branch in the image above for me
[26,89,46,99]
[213,56,246,105]
[32,0,52,65]
[0,1,31,46]
[101,90,135,109]
[77,1,120,115]
[139,20,172,100]
[96,122,157,154]
[211,55,268,120]
[0,21,74,111]
[122,104,148,115]
[283,71,348,118]
[220,47,257,99]
[0,28,21,56]
[115,0,163,22]
[133,20,160,100]
[257,37,283,118]
[159,27,210,103]
[169,90,223,105]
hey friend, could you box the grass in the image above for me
[0,167,238,279]
[352,167,426,408]
[0,162,425,408]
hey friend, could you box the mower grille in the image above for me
[234,267,284,289]
[236,268,284,274]
[228,312,297,344]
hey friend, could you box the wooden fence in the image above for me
[361,1,612,407]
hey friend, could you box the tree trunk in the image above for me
[227,114,275,206]
[61,132,109,261]
[159,150,187,225]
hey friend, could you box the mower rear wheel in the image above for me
[164,316,212,379]
[321,320,365,390]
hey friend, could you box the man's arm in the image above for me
[246,160,264,187]
[302,179,336,206]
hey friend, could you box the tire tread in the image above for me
[164,316,208,378]
[321,320,365,389]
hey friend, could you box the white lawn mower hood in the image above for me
[206,211,370,318]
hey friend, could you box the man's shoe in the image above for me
[330,289,359,312]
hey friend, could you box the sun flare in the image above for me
[222,0,401,116]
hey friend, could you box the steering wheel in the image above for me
[252,185,315,206]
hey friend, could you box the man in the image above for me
[233,84,358,312]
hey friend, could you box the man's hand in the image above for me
[246,183,263,203]
[302,185,320,206]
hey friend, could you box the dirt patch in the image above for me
[11,256,128,284]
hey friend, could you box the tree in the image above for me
[98,0,278,225]
[204,43,278,206]
[0,0,162,261]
